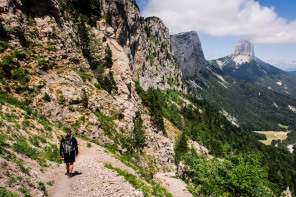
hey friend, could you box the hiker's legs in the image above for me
[66,163,70,172]
[69,162,74,173]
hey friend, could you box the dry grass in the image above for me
[164,118,181,142]
[254,131,289,145]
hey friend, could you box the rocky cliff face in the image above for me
[0,0,183,173]
[105,0,183,91]
[233,40,254,57]
[170,31,207,78]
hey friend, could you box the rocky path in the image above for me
[155,171,192,197]
[45,141,143,197]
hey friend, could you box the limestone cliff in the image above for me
[170,31,207,78]
[233,40,254,57]
[0,0,183,174]
[104,0,183,91]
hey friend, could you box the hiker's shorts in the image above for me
[64,153,75,163]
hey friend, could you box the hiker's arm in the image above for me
[60,139,64,158]
[75,138,79,155]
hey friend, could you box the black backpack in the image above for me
[62,136,75,155]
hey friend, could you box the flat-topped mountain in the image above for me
[233,40,254,57]
[212,40,296,99]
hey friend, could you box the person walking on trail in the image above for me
[60,129,78,178]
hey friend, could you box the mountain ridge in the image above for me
[212,40,296,99]
[1,1,296,196]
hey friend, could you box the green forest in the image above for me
[189,67,296,132]
[136,85,296,195]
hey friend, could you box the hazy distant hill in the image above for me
[289,71,296,76]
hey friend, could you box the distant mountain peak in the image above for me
[233,40,254,57]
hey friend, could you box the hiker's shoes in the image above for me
[67,173,74,178]
[65,172,69,176]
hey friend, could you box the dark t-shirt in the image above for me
[60,135,79,156]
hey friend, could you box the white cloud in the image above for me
[267,60,296,70]
[142,0,296,43]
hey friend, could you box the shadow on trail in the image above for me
[72,171,83,177]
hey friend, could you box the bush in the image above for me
[104,44,113,68]
[0,55,15,79]
[42,93,51,102]
[81,88,89,108]
[13,139,39,160]
[37,58,48,71]
[77,17,90,58]
[12,68,29,83]
[106,10,112,25]
[98,71,118,94]
[0,188,18,197]
[0,19,10,41]
[183,152,273,196]
[135,84,166,135]
[131,111,145,150]
[79,72,91,82]
[0,41,9,52]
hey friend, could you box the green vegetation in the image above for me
[130,111,145,150]
[135,83,166,136]
[105,164,172,197]
[184,152,273,196]
[104,44,113,68]
[87,142,92,148]
[135,88,296,195]
[278,124,289,131]
[193,67,296,132]
[0,18,10,47]
[97,71,118,94]
[42,93,51,102]
[106,10,112,25]
[0,90,31,113]
[0,188,18,197]
[79,72,92,82]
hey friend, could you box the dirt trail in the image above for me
[155,171,192,197]
[43,140,142,197]
[43,139,191,197]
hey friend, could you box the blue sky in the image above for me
[136,0,296,70]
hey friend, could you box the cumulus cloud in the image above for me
[142,0,296,43]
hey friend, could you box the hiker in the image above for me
[60,129,78,178]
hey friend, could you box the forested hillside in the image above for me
[195,66,296,131]
[1,0,296,196]
[136,86,296,196]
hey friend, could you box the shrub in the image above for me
[131,111,145,150]
[0,19,10,41]
[81,88,88,107]
[135,83,166,135]
[37,58,48,71]
[58,95,66,103]
[12,68,29,83]
[0,41,9,52]
[104,44,113,68]
[13,139,39,160]
[106,10,112,25]
[0,55,15,79]
[77,17,90,58]
[42,93,51,102]
[98,71,118,94]
[0,188,18,197]
[79,72,91,82]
